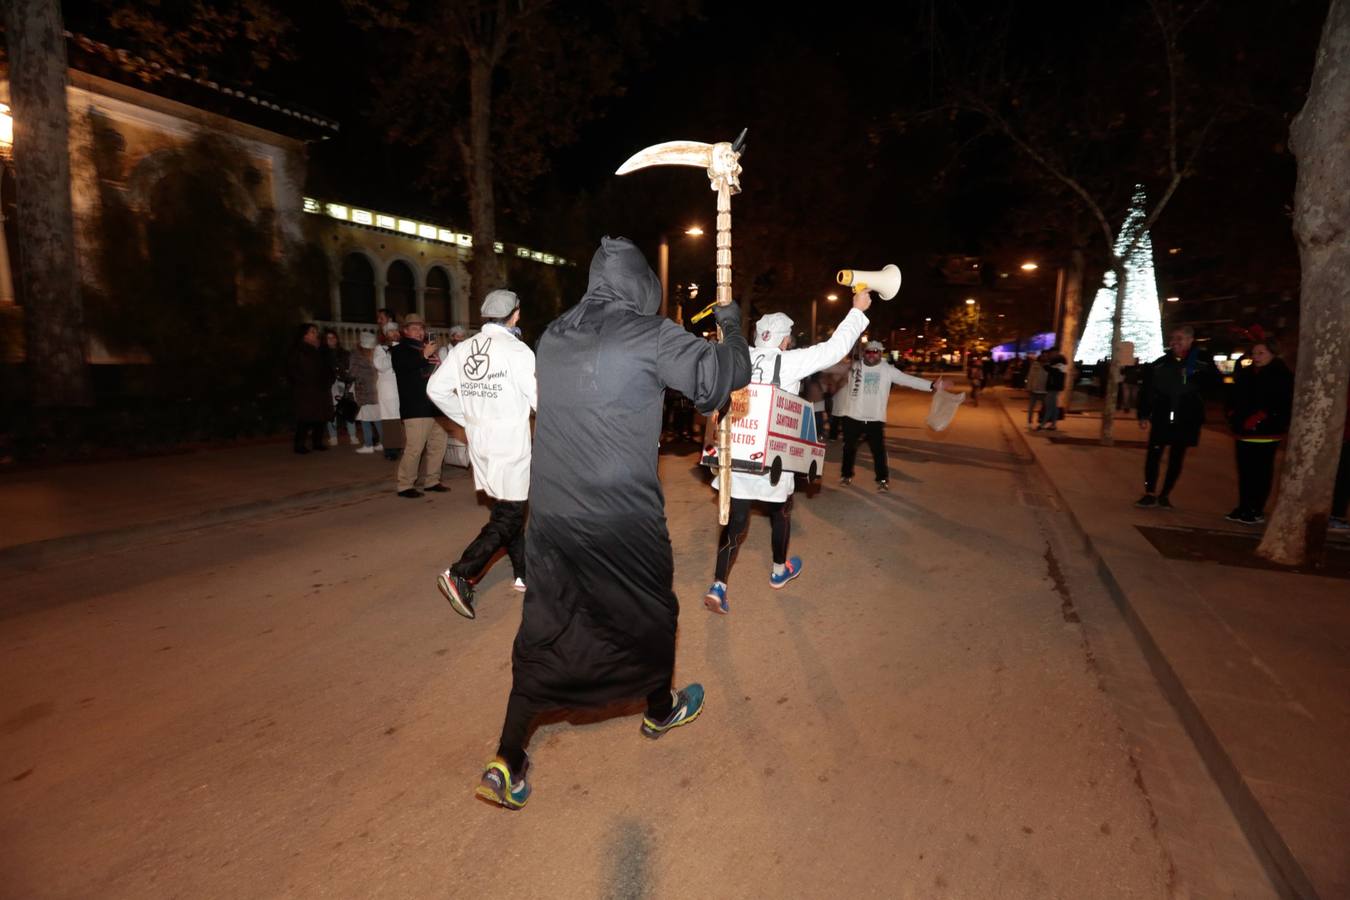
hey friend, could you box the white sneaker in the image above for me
[355,445,375,454]
[513,577,527,593]
[373,443,384,451]
[326,437,338,446]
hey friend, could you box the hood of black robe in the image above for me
[549,237,661,334]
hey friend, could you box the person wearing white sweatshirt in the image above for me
[426,289,537,620]
[834,341,945,490]
[702,289,874,615]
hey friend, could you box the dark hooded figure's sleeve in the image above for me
[656,303,752,414]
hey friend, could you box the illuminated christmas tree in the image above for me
[1075,185,1165,363]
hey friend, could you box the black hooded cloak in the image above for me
[511,237,751,708]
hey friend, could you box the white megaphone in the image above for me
[837,264,902,300]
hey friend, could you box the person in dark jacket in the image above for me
[1037,350,1068,430]
[1136,326,1217,509]
[1224,339,1294,525]
[390,314,449,498]
[287,323,333,455]
[474,237,751,810]
[322,329,357,446]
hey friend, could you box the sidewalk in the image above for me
[0,439,420,566]
[997,389,1350,900]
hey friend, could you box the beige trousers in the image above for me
[398,417,449,491]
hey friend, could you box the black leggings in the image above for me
[496,682,672,774]
[1144,441,1188,496]
[714,497,790,583]
[451,499,526,580]
[842,418,888,482]
[1235,440,1279,515]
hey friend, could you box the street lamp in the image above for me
[810,292,839,344]
[0,103,14,308]
[1020,261,1039,271]
[658,226,704,319]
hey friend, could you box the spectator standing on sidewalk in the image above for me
[350,332,382,454]
[968,358,985,406]
[1120,358,1142,413]
[1038,350,1068,430]
[375,321,404,461]
[1136,326,1217,510]
[376,308,397,344]
[391,314,450,498]
[427,290,537,618]
[1330,378,1350,531]
[322,329,357,447]
[1224,338,1295,526]
[1025,351,1048,427]
[287,323,332,455]
[833,341,944,491]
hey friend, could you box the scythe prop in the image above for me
[616,130,746,525]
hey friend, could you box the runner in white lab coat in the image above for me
[427,289,537,620]
[835,340,944,490]
[702,289,873,615]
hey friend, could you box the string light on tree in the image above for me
[1075,185,1166,363]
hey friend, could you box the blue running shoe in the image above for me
[640,684,705,739]
[769,556,803,589]
[475,757,530,809]
[703,582,729,615]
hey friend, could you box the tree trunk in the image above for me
[1057,246,1084,414]
[1100,262,1127,445]
[466,57,502,325]
[1257,0,1350,567]
[2,0,91,406]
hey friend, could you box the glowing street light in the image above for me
[812,293,841,343]
[1020,261,1039,271]
[965,298,976,305]
[1166,296,1179,303]
[0,104,12,159]
[659,225,705,319]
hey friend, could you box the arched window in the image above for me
[339,253,376,322]
[424,266,452,326]
[386,260,416,319]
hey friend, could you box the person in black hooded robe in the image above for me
[475,236,751,809]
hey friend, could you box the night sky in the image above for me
[62,0,1329,342]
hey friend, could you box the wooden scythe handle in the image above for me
[715,182,733,526]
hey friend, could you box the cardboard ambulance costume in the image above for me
[703,308,869,503]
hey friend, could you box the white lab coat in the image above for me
[374,343,401,420]
[831,358,934,423]
[724,307,870,503]
[426,323,537,501]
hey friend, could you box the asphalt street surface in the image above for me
[0,388,1270,898]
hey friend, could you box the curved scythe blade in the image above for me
[615,140,715,175]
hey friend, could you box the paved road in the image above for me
[0,388,1271,898]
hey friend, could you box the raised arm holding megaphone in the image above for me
[837,264,902,300]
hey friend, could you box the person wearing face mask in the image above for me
[1136,325,1217,510]
[701,288,873,615]
[1224,336,1294,525]
[834,340,946,491]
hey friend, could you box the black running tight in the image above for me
[714,497,790,583]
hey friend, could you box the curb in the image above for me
[994,393,1315,900]
[0,477,390,571]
